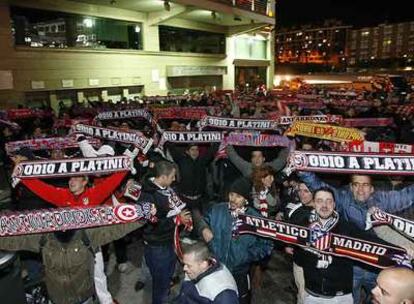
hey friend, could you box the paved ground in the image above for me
[107,238,296,304]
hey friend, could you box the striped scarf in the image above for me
[258,189,269,218]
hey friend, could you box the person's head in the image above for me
[297,182,313,206]
[186,145,199,160]
[182,241,214,280]
[350,174,374,203]
[314,187,336,220]
[251,150,265,168]
[54,229,77,243]
[252,165,275,192]
[68,176,88,195]
[32,126,43,138]
[51,149,64,159]
[228,178,252,210]
[120,121,130,130]
[372,267,414,304]
[153,160,177,187]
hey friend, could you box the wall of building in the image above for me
[0,0,232,109]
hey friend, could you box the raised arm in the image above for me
[225,145,251,177]
[87,172,128,205]
[373,184,414,213]
[267,147,289,172]
[21,179,72,207]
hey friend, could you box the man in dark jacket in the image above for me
[226,145,289,178]
[291,187,391,304]
[138,160,192,304]
[197,178,273,304]
[176,241,239,304]
[167,143,218,214]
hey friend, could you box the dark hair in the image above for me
[186,144,198,151]
[350,174,373,184]
[182,241,212,262]
[314,187,336,202]
[252,165,275,192]
[153,160,177,178]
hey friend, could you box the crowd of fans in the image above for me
[0,78,413,304]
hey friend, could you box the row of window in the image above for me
[10,6,269,59]
[11,6,227,54]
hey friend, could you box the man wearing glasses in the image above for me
[297,171,414,304]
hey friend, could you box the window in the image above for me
[10,6,143,50]
[159,26,225,54]
[234,35,267,59]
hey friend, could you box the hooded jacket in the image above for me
[0,221,143,304]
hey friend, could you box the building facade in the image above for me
[275,20,349,66]
[0,0,275,109]
[347,21,414,65]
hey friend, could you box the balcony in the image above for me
[211,0,272,16]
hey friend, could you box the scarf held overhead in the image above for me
[72,123,153,154]
[0,203,153,237]
[94,109,154,123]
[278,115,343,125]
[158,131,224,148]
[237,214,411,269]
[285,122,363,142]
[342,118,394,127]
[341,140,414,154]
[5,136,100,155]
[199,116,278,130]
[290,150,414,175]
[13,156,131,179]
[369,209,414,240]
[224,131,293,148]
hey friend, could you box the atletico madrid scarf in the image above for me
[0,203,154,237]
[237,214,412,269]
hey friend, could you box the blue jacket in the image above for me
[299,171,414,230]
[204,203,273,274]
[175,262,238,304]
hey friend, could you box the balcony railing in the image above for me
[211,0,272,16]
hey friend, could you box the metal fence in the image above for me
[211,0,270,16]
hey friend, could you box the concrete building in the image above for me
[275,20,349,66]
[348,21,414,65]
[0,0,275,109]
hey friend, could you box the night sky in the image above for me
[277,0,414,28]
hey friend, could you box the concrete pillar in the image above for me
[123,88,129,99]
[267,31,275,89]
[142,21,160,52]
[77,91,84,103]
[101,90,108,102]
[223,35,236,90]
[49,92,59,116]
